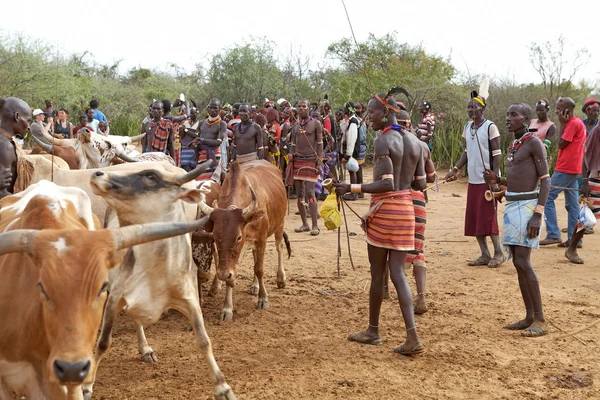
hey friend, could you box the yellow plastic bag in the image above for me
[319,193,342,230]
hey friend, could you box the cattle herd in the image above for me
[0,149,291,399]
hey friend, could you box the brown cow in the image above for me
[198,160,291,320]
[32,134,81,169]
[0,180,210,399]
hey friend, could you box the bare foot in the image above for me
[565,249,584,264]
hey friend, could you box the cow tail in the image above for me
[283,232,292,259]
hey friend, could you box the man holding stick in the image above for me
[484,103,550,337]
[335,88,426,355]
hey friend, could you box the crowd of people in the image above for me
[0,84,599,356]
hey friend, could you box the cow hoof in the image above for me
[140,351,158,363]
[214,383,237,400]
[277,280,286,289]
[249,285,259,295]
[256,299,270,310]
[219,309,233,321]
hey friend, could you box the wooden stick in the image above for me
[554,319,600,340]
[546,318,587,345]
[337,196,342,278]
[341,200,356,270]
[423,179,447,192]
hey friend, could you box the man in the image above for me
[86,107,100,132]
[89,99,108,123]
[43,99,53,123]
[141,101,175,158]
[189,99,227,181]
[232,104,263,164]
[290,99,323,236]
[444,93,504,268]
[341,102,363,201]
[582,98,599,135]
[530,98,556,149]
[539,97,586,248]
[73,115,89,139]
[564,110,600,263]
[417,100,435,150]
[180,107,201,171]
[484,103,550,337]
[0,97,32,198]
[334,91,425,355]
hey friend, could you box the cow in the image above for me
[0,180,210,400]
[197,160,291,321]
[32,134,81,169]
[85,161,236,400]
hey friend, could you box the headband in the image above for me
[375,94,401,113]
[473,97,485,107]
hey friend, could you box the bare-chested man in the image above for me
[484,103,550,337]
[232,104,264,165]
[141,101,175,158]
[0,97,32,199]
[335,91,425,355]
[191,99,227,181]
[290,99,323,236]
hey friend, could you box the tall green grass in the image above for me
[108,114,143,137]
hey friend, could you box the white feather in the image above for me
[179,93,185,102]
[265,98,270,103]
[479,78,490,101]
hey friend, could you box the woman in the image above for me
[529,98,556,148]
[180,108,201,171]
[266,108,281,168]
[417,100,435,150]
[53,108,73,139]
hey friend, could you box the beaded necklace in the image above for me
[381,125,404,134]
[470,119,486,139]
[237,121,252,134]
[206,116,222,126]
[507,131,534,162]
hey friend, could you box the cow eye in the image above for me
[37,282,49,300]
[98,281,110,297]
[236,235,242,242]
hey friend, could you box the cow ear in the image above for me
[177,188,203,204]
[245,210,265,225]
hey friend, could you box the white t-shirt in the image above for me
[86,119,100,132]
[462,120,500,184]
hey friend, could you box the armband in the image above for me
[543,139,551,148]
[427,172,436,177]
[534,204,544,214]
[316,141,323,144]
[500,177,508,186]
[414,175,426,180]
[453,166,459,171]
[492,149,502,157]
[381,174,394,181]
[539,174,549,180]
[351,184,362,193]
[217,138,223,143]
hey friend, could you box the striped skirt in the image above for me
[365,190,415,251]
[292,155,319,183]
[196,147,221,181]
[590,176,600,219]
[405,190,426,265]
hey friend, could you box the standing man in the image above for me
[341,102,362,201]
[180,107,201,171]
[141,100,175,159]
[417,100,435,150]
[290,99,323,236]
[540,98,586,248]
[582,98,599,135]
[192,99,227,181]
[231,104,263,164]
[43,99,53,123]
[334,90,425,355]
[484,103,550,337]
[89,99,108,123]
[444,92,504,268]
[530,98,556,149]
[0,98,31,199]
[85,108,100,132]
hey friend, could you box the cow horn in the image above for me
[111,216,210,251]
[0,230,38,256]
[198,198,215,216]
[114,147,138,163]
[32,134,54,154]
[40,129,72,147]
[242,186,258,220]
[174,160,214,185]
[129,133,146,143]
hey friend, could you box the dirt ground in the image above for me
[94,173,600,400]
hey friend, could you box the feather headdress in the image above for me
[470,78,489,107]
[375,86,412,113]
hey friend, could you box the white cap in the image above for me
[33,109,45,116]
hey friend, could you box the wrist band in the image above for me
[217,138,223,143]
[453,166,458,171]
[539,174,549,180]
[381,174,394,181]
[351,184,362,193]
[500,177,508,186]
[534,204,544,214]
[492,149,502,157]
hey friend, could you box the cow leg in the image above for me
[250,250,260,295]
[254,241,269,310]
[175,289,236,400]
[219,282,234,321]
[135,322,158,363]
[274,229,286,289]
[209,273,222,297]
[82,293,126,400]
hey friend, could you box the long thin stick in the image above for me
[337,197,342,278]
[546,318,587,345]
[340,0,373,94]
[555,319,600,340]
[340,200,356,270]
[424,179,448,192]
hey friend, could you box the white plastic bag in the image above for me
[346,157,359,172]
[579,204,597,229]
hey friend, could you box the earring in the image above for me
[381,117,388,123]
[522,122,529,131]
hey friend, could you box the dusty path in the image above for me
[94,176,599,399]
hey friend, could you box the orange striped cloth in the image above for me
[406,190,426,265]
[365,190,415,251]
[589,176,600,219]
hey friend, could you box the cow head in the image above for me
[0,212,208,387]
[197,186,265,282]
[89,160,214,225]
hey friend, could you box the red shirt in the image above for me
[323,116,332,134]
[555,117,585,174]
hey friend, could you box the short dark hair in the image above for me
[86,108,93,114]
[510,102,533,119]
[90,99,99,109]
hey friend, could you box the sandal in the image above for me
[521,322,550,338]
[504,319,531,330]
[467,256,490,266]
[347,330,383,346]
[487,256,506,268]
[294,226,310,233]
[310,228,320,236]
[393,341,424,356]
